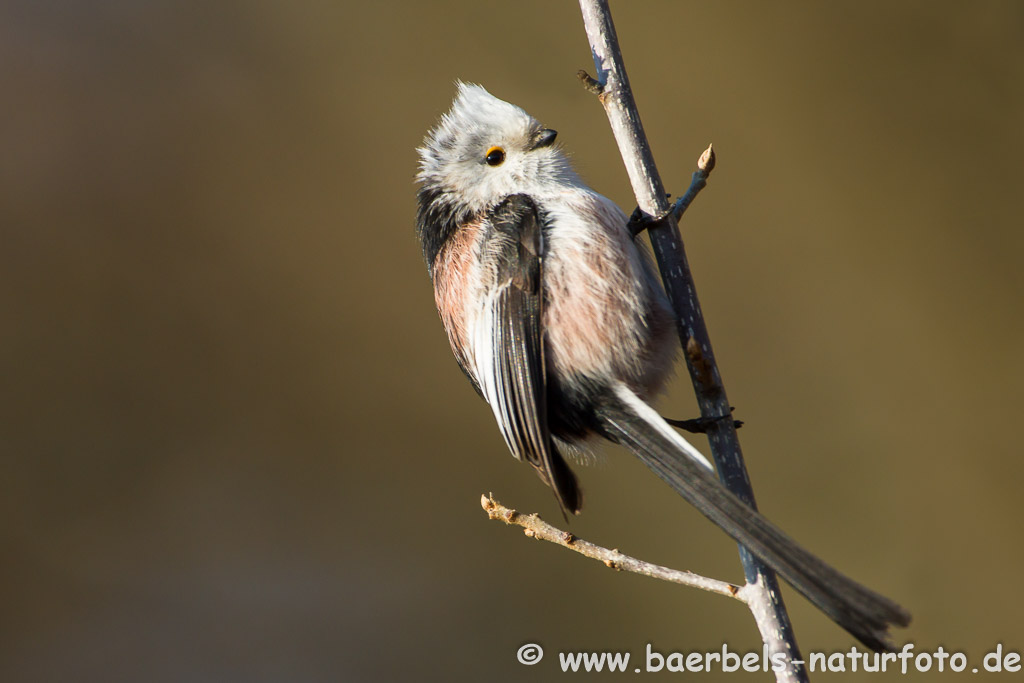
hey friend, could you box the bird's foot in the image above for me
[665,408,742,434]
[626,194,673,237]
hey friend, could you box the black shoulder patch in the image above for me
[415,186,462,276]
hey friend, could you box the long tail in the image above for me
[596,383,911,652]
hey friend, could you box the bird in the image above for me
[415,82,910,651]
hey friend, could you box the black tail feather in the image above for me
[596,389,911,651]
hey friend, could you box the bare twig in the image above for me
[670,144,715,221]
[481,494,746,602]
[577,2,807,681]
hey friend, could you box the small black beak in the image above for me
[530,128,558,150]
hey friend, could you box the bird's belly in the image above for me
[541,223,676,400]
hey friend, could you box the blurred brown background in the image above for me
[2,1,1022,681]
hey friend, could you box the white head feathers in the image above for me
[417,83,583,216]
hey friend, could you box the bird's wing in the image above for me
[472,194,580,513]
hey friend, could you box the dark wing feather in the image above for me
[482,194,580,514]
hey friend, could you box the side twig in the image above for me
[482,494,746,601]
[577,2,807,682]
[671,144,715,221]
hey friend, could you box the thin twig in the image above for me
[481,494,746,602]
[577,2,807,681]
[671,144,715,221]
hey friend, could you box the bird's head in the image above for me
[417,83,579,216]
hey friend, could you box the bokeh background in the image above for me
[2,1,1022,681]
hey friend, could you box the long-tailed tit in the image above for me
[415,83,909,650]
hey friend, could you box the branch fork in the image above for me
[627,144,715,237]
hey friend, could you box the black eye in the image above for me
[484,146,506,166]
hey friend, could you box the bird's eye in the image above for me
[484,146,506,166]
